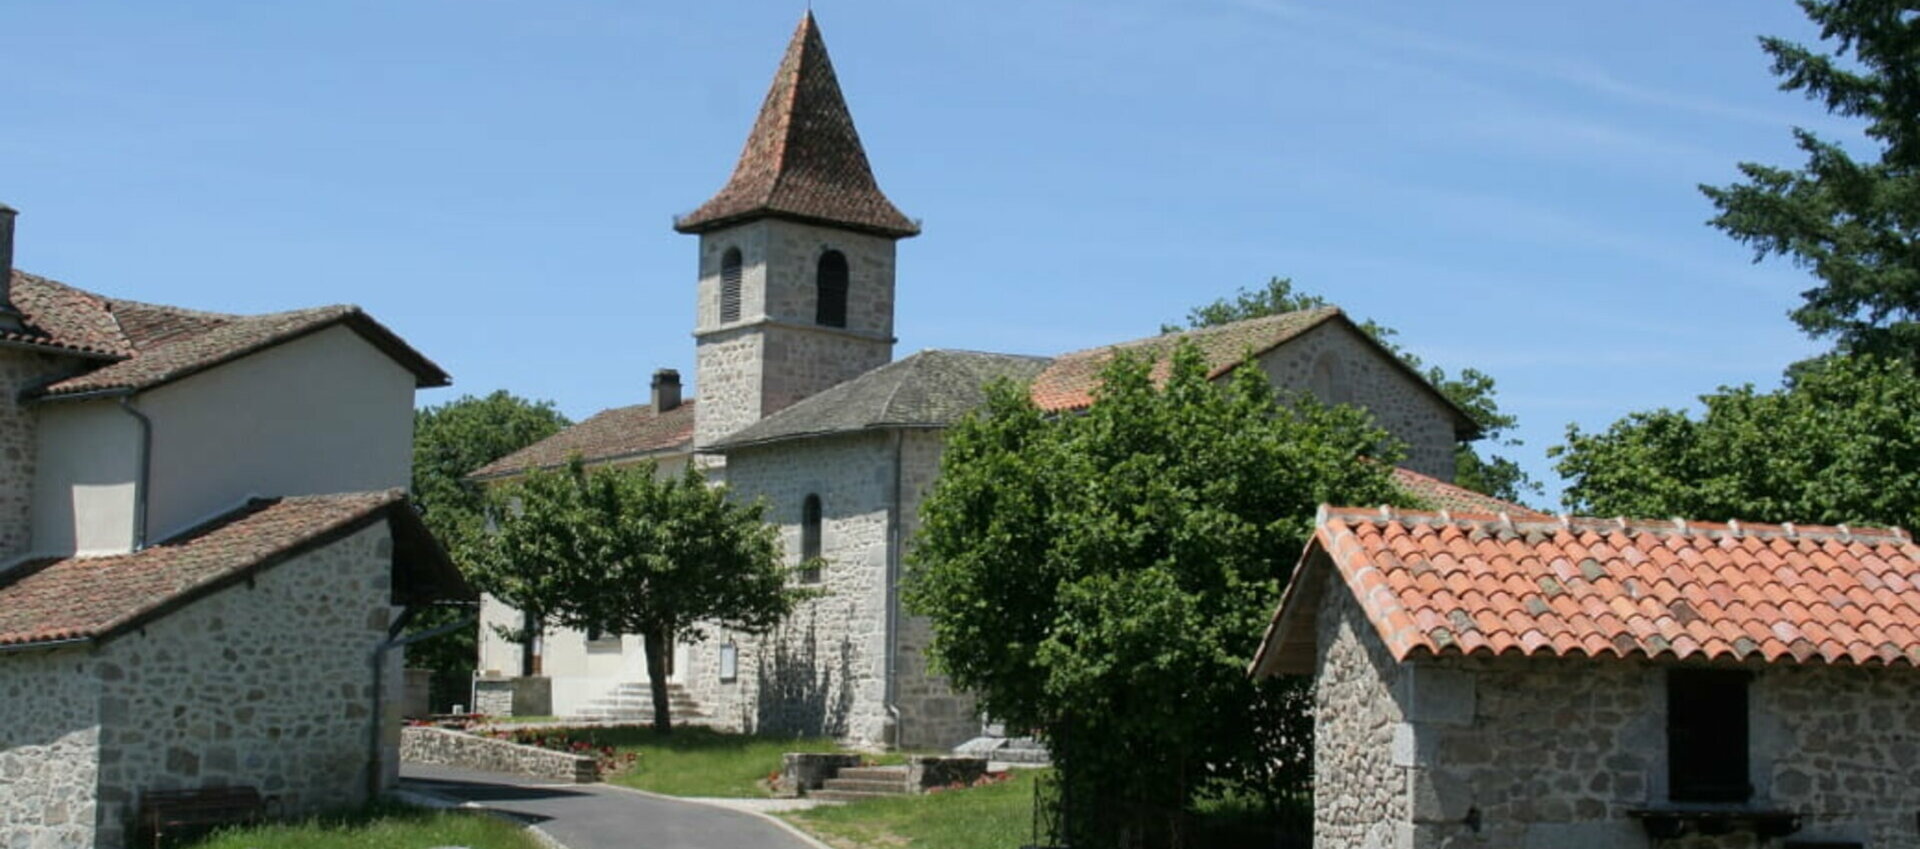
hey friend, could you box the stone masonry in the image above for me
[1314,565,1920,848]
[0,523,401,849]
[0,348,73,560]
[1259,320,1459,482]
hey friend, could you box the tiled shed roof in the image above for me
[7,269,450,399]
[470,401,698,481]
[1253,506,1920,677]
[710,350,1051,451]
[674,12,918,238]
[0,490,471,649]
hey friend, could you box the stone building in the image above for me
[1253,505,1920,848]
[474,12,1506,749]
[0,205,470,848]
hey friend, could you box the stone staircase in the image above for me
[809,765,914,801]
[574,682,710,724]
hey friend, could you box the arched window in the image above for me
[1310,353,1350,404]
[719,247,743,324]
[815,250,848,328]
[800,494,823,583]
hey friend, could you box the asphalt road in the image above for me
[400,763,824,849]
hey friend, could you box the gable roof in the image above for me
[673,12,918,239]
[9,270,450,400]
[0,490,472,650]
[470,400,698,481]
[1253,505,1920,677]
[709,350,1052,451]
[1391,466,1544,518]
[1027,309,1480,439]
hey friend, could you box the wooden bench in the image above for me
[137,786,267,848]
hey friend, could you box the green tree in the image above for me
[476,460,800,732]
[905,343,1408,848]
[1553,355,1920,528]
[1169,276,1537,503]
[408,391,570,710]
[1701,0,1920,361]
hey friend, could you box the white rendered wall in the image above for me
[31,399,141,556]
[140,324,416,541]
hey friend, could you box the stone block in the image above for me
[1405,665,1474,726]
[906,756,987,791]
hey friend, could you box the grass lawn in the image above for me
[186,801,541,849]
[781,768,1041,849]
[524,725,861,797]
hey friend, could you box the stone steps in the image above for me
[575,682,709,722]
[811,765,912,801]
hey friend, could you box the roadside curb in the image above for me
[390,785,574,849]
[594,782,838,849]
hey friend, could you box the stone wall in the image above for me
[1316,572,1920,848]
[0,646,101,849]
[891,429,978,749]
[758,323,892,428]
[399,726,597,783]
[694,330,766,449]
[684,431,894,745]
[90,522,396,849]
[1259,320,1459,481]
[0,348,71,560]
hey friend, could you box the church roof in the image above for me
[0,490,471,649]
[674,13,919,239]
[1028,308,1346,413]
[9,269,450,400]
[710,349,1051,450]
[469,400,697,481]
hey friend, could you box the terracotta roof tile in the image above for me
[0,491,445,648]
[471,401,697,480]
[675,12,917,238]
[1255,506,1920,676]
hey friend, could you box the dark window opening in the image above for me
[800,494,823,583]
[815,250,848,328]
[1668,668,1752,803]
[720,247,743,324]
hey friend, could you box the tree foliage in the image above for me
[407,391,570,711]
[1701,0,1920,361]
[1554,355,1920,529]
[474,460,800,731]
[1170,276,1537,503]
[905,343,1409,847]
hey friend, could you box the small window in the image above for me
[719,642,738,683]
[719,247,743,324]
[815,250,848,328]
[1668,668,1752,803]
[1310,353,1350,404]
[800,494,823,583]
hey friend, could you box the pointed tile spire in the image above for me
[676,12,918,239]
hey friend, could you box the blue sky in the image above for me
[5,2,1848,506]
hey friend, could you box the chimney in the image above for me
[651,368,682,413]
[0,204,20,330]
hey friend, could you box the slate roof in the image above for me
[1253,506,1920,677]
[7,270,450,399]
[711,350,1052,450]
[0,490,472,649]
[470,401,698,481]
[674,12,918,239]
[1391,467,1545,518]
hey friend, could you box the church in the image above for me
[472,11,1524,749]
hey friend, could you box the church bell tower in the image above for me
[677,12,918,451]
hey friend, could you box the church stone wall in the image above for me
[685,432,895,746]
[694,331,766,449]
[90,523,397,849]
[758,220,895,339]
[0,647,102,849]
[759,324,891,427]
[891,428,978,749]
[1258,320,1459,481]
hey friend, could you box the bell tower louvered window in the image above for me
[719,247,743,324]
[816,250,848,328]
[800,494,823,583]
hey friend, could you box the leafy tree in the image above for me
[475,460,800,732]
[408,391,569,710]
[1553,355,1920,529]
[905,343,1408,848]
[1169,276,1537,503]
[1701,0,1920,361]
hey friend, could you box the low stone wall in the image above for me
[472,676,552,717]
[907,756,987,791]
[400,726,597,783]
